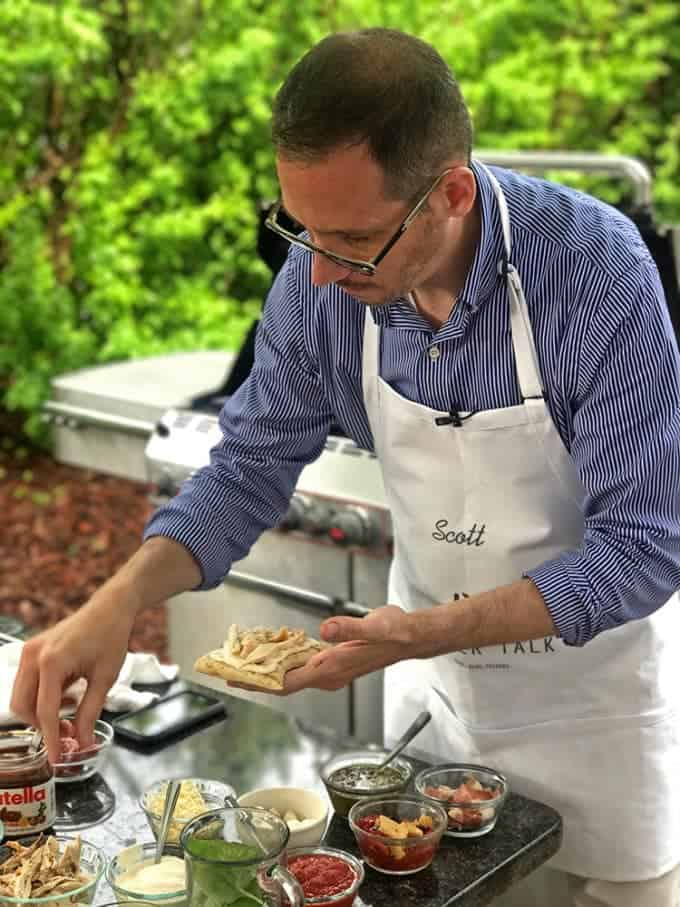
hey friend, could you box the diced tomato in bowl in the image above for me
[348,796,447,876]
[414,764,508,838]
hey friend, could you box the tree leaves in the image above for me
[1,0,679,440]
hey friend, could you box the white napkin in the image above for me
[115,652,179,687]
[0,644,179,723]
[104,653,179,713]
[0,642,33,724]
[103,683,159,712]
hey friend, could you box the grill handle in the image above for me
[478,151,652,209]
[43,400,156,436]
[226,570,371,618]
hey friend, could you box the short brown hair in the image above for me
[271,28,473,201]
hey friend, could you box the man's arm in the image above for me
[143,254,332,588]
[12,250,333,755]
[406,579,556,655]
[280,580,553,693]
[97,536,203,610]
[526,258,680,645]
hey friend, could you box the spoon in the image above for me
[378,709,432,768]
[28,727,43,754]
[224,793,269,854]
[154,779,181,864]
[430,685,458,719]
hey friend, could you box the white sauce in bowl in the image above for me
[118,855,186,895]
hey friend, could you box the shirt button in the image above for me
[428,345,441,361]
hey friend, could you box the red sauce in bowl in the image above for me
[288,853,357,905]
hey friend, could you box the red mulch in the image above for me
[0,422,168,659]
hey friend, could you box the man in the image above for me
[11,27,680,906]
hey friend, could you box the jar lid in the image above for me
[0,729,48,765]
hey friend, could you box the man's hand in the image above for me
[10,536,202,764]
[227,605,415,696]
[10,597,136,764]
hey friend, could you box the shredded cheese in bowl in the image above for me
[147,781,208,820]
[141,779,235,843]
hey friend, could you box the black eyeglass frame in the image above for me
[264,168,455,277]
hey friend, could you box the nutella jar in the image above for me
[0,730,55,838]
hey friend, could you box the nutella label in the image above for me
[0,779,56,836]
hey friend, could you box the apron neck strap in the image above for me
[362,308,380,394]
[477,162,545,401]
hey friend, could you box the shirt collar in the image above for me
[370,159,507,327]
[371,297,418,327]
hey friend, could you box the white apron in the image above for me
[361,167,680,881]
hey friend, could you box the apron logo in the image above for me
[432,520,487,546]
[457,637,557,656]
[503,638,556,654]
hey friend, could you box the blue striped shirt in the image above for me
[144,162,680,646]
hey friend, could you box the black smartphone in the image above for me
[112,690,226,745]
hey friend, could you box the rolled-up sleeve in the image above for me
[143,254,333,588]
[527,259,680,645]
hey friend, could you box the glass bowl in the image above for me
[0,835,106,905]
[106,842,187,906]
[53,719,114,783]
[348,795,447,876]
[140,777,236,844]
[320,750,413,818]
[414,763,509,837]
[286,846,365,906]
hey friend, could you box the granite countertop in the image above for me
[54,680,561,906]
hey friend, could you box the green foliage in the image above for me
[1,0,679,440]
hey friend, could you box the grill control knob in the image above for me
[156,473,177,499]
[328,507,377,547]
[301,500,331,535]
[279,495,331,535]
[279,494,308,531]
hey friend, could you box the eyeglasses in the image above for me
[265,168,454,277]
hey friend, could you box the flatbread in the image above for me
[194,624,329,691]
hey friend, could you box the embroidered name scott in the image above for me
[432,520,486,546]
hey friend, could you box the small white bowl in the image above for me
[237,786,328,847]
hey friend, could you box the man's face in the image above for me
[276,145,449,306]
